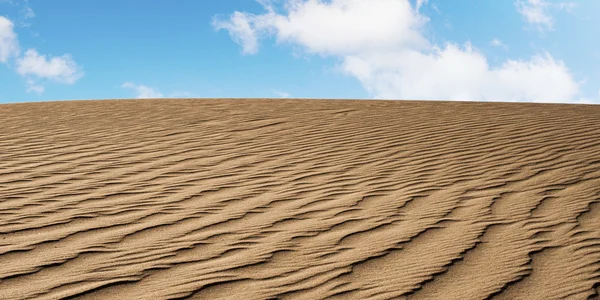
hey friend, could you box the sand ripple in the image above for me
[0,99,599,299]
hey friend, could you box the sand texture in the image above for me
[1,99,599,300]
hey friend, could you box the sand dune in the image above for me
[0,98,599,299]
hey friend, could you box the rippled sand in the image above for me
[1,99,599,300]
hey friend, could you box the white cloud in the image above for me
[343,47,579,102]
[122,82,164,98]
[272,90,291,98]
[1,0,36,27]
[490,38,508,50]
[515,0,576,31]
[556,2,576,12]
[169,91,197,98]
[516,0,553,29]
[16,49,83,83]
[25,78,43,93]
[214,0,429,56]
[217,0,585,103]
[0,16,19,63]
[213,12,263,55]
[23,6,35,19]
[415,0,428,11]
[1,5,83,93]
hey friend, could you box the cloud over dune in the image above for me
[215,0,583,103]
[0,16,19,63]
[0,16,83,93]
[122,82,164,99]
[16,49,83,84]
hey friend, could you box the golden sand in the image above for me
[0,99,599,299]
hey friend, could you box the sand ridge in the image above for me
[0,99,599,299]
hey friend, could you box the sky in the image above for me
[0,0,599,104]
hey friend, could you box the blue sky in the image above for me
[0,0,598,103]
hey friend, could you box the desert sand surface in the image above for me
[0,98,599,300]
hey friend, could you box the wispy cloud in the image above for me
[23,6,35,20]
[25,78,43,93]
[415,0,428,11]
[515,0,576,31]
[168,91,198,98]
[212,12,262,55]
[0,16,20,63]
[272,90,291,98]
[122,82,164,98]
[1,0,36,27]
[490,38,508,50]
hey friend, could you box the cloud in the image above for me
[217,0,585,103]
[515,0,575,31]
[555,2,576,11]
[213,12,262,55]
[214,0,428,56]
[122,82,164,98]
[25,78,43,93]
[1,16,83,93]
[16,49,83,83]
[1,0,36,27]
[490,38,508,50]
[515,0,553,29]
[343,46,579,102]
[0,16,19,63]
[169,91,197,98]
[23,6,35,20]
[272,90,291,98]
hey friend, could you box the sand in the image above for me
[0,98,599,300]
